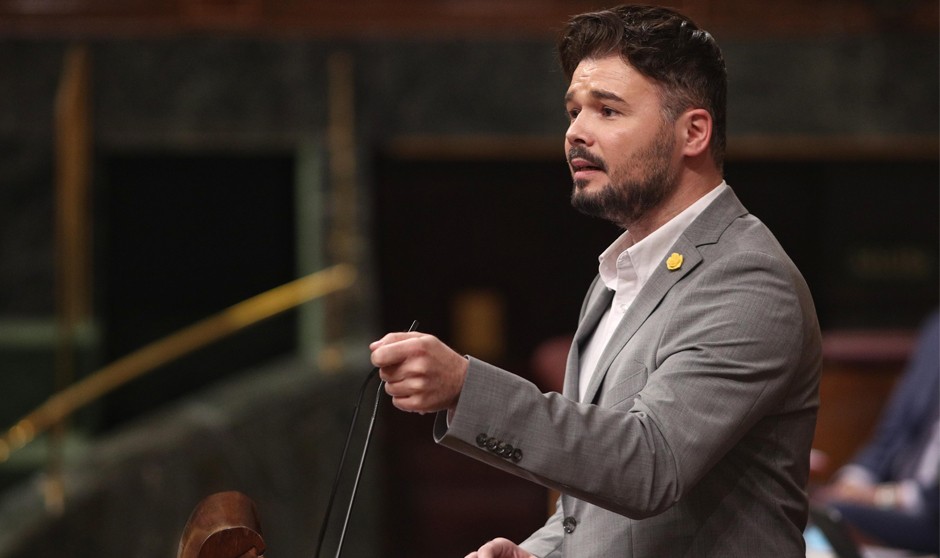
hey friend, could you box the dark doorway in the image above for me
[96,151,297,431]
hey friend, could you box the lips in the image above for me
[570,159,603,172]
[569,157,606,183]
[567,147,606,176]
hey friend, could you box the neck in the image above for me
[627,166,723,243]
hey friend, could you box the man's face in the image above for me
[564,55,680,229]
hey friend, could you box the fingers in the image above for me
[369,330,416,350]
[369,331,424,366]
[367,331,468,413]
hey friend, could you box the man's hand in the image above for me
[815,478,877,506]
[369,331,469,414]
[466,538,535,558]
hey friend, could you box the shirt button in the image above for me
[563,516,578,534]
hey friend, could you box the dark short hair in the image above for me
[558,4,727,170]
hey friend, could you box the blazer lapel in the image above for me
[580,240,701,403]
[563,277,614,399]
[580,188,749,404]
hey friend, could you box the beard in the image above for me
[569,122,679,229]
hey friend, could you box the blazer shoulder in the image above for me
[687,188,793,265]
[681,186,750,248]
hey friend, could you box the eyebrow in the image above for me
[564,88,627,104]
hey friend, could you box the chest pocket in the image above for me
[597,362,649,408]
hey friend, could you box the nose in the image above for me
[565,115,592,147]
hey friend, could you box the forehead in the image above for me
[566,55,661,105]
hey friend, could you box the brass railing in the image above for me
[0,263,356,464]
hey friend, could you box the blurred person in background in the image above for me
[816,311,939,554]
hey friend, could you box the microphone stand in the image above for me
[314,320,418,558]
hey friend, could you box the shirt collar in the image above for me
[598,181,729,291]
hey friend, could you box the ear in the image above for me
[679,108,712,158]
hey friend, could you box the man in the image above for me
[370,5,822,557]
[815,311,939,553]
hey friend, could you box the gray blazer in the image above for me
[435,187,822,557]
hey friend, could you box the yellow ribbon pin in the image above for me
[666,252,684,271]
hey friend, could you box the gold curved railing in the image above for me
[0,263,357,464]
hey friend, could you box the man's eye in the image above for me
[601,107,617,117]
[567,108,580,120]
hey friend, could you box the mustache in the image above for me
[567,146,607,171]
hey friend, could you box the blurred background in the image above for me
[0,0,936,556]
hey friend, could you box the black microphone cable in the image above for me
[314,320,418,558]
